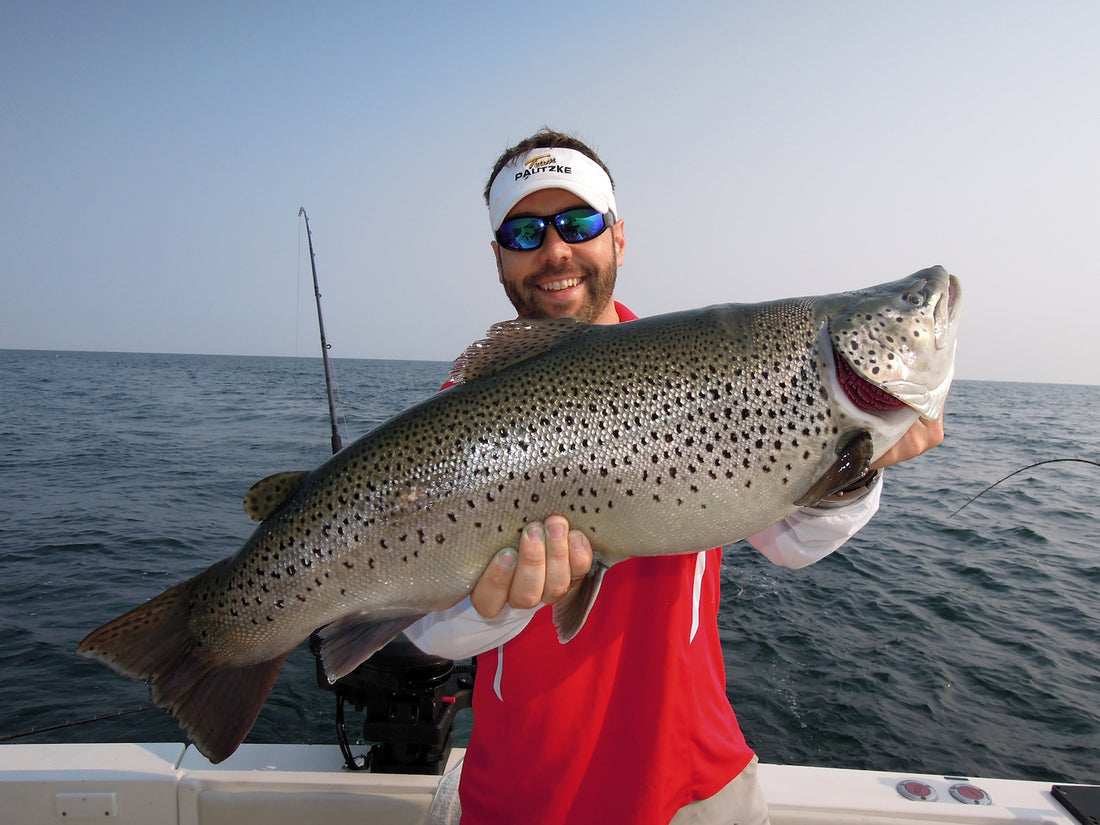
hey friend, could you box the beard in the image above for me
[502,257,618,323]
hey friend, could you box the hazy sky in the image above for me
[3,2,1098,385]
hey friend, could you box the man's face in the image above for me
[493,188,625,325]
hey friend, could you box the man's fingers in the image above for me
[470,547,518,618]
[568,529,593,583]
[540,516,574,603]
[469,517,596,618]
[508,522,550,609]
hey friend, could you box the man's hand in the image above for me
[820,414,945,503]
[871,415,945,470]
[471,514,594,618]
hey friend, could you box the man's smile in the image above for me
[539,277,583,292]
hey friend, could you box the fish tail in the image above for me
[75,576,288,764]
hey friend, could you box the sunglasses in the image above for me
[495,207,614,251]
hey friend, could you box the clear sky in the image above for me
[3,2,1098,384]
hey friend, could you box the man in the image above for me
[406,129,943,825]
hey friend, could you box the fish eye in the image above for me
[904,292,925,307]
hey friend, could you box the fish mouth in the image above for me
[832,344,906,411]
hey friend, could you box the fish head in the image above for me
[826,266,962,420]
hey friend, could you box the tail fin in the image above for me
[76,576,288,764]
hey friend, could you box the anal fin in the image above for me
[314,612,428,682]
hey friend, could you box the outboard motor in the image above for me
[312,633,475,774]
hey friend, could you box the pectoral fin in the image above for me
[795,429,875,506]
[552,559,610,644]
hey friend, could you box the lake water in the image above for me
[1,349,1096,784]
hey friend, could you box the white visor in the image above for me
[488,147,617,231]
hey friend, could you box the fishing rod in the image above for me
[294,210,475,773]
[298,207,343,455]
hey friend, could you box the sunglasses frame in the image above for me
[495,207,615,251]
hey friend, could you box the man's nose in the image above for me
[538,224,573,259]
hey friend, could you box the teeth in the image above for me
[540,278,581,292]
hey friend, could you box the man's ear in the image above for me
[492,241,504,283]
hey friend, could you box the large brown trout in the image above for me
[78,266,961,762]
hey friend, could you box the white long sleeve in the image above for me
[405,599,539,660]
[747,473,882,568]
[405,475,883,658]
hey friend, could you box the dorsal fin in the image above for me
[243,471,309,522]
[448,317,591,385]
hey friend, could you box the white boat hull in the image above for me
[0,742,1086,825]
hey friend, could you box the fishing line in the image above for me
[43,215,348,748]
[296,217,303,358]
[948,457,1100,518]
[0,707,156,742]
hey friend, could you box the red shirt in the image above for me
[458,302,754,825]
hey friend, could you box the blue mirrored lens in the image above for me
[496,217,547,250]
[553,208,606,243]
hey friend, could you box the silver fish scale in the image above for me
[187,299,847,661]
